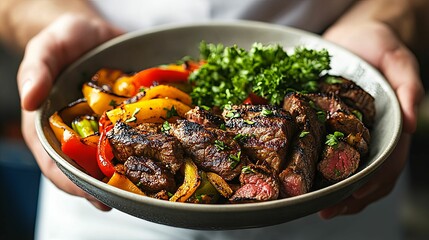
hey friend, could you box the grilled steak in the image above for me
[280,93,325,197]
[124,156,176,193]
[107,121,184,174]
[318,141,360,182]
[319,75,375,127]
[305,93,370,156]
[185,106,225,128]
[170,119,246,181]
[222,105,295,173]
[229,164,279,202]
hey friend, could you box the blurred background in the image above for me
[0,43,428,240]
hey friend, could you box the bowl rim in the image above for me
[35,20,403,213]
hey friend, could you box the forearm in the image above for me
[0,0,102,52]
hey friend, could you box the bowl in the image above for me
[35,21,402,230]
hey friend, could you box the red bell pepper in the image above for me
[243,93,269,105]
[49,100,104,179]
[132,67,190,92]
[97,124,115,178]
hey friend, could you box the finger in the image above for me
[17,14,123,111]
[379,46,425,133]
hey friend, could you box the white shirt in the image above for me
[35,1,406,239]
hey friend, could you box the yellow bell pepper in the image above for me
[139,85,192,106]
[106,98,191,125]
[107,172,146,196]
[82,82,128,115]
[206,172,234,198]
[169,158,200,202]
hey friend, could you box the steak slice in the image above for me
[319,75,375,128]
[305,93,370,157]
[222,105,295,174]
[170,119,246,181]
[229,164,279,202]
[280,93,325,197]
[124,156,176,193]
[107,121,184,174]
[318,141,360,182]
[185,106,225,128]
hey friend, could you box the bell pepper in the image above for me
[132,66,189,91]
[49,99,104,179]
[82,82,128,115]
[139,85,192,106]
[107,172,146,196]
[112,76,135,97]
[189,171,219,203]
[106,98,192,126]
[97,124,115,178]
[206,172,234,198]
[243,92,269,105]
[170,158,201,202]
[91,68,125,87]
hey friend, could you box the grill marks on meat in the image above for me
[280,93,325,197]
[305,93,370,157]
[125,156,176,193]
[185,106,225,128]
[170,120,246,181]
[230,164,279,202]
[222,105,295,174]
[318,142,360,182]
[319,76,376,128]
[107,122,184,174]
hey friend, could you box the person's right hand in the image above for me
[17,13,123,210]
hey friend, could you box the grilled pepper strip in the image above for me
[97,124,115,178]
[139,85,192,106]
[106,98,192,125]
[169,158,200,202]
[107,172,146,196]
[49,100,103,179]
[82,82,128,115]
[132,67,189,90]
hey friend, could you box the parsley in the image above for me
[224,110,240,119]
[316,110,327,122]
[219,123,226,131]
[233,133,249,142]
[241,166,256,174]
[189,42,331,107]
[214,140,229,151]
[164,106,178,119]
[228,151,241,169]
[261,108,273,116]
[109,100,118,108]
[299,131,310,138]
[243,119,255,125]
[325,131,345,147]
[161,121,171,133]
[352,110,363,122]
[324,75,344,84]
[125,108,140,123]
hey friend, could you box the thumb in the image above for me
[17,14,123,111]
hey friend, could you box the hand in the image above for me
[18,13,123,210]
[319,21,425,219]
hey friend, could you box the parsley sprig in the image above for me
[189,42,331,107]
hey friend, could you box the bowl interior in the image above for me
[36,21,401,229]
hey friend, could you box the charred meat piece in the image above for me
[305,93,370,157]
[280,93,325,197]
[107,122,184,174]
[318,141,360,182]
[185,106,225,128]
[319,75,375,128]
[124,156,176,193]
[229,164,279,202]
[222,105,295,174]
[170,119,246,181]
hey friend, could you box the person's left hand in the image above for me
[319,21,425,219]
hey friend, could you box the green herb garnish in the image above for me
[299,131,310,138]
[214,140,229,151]
[125,108,140,123]
[261,108,273,116]
[164,106,178,119]
[161,121,171,133]
[228,151,242,169]
[325,131,345,147]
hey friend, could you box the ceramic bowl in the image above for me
[35,21,402,230]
